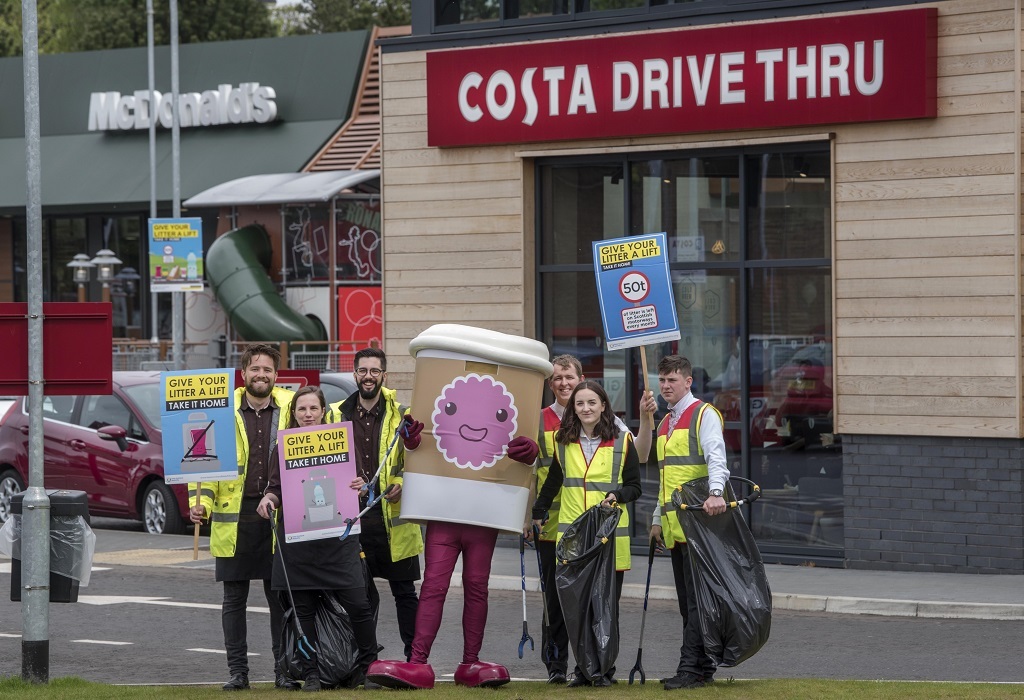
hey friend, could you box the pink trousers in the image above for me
[410,521,498,664]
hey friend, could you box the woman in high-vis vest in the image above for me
[257,386,379,691]
[532,380,642,688]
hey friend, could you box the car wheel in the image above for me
[0,469,25,524]
[142,481,184,535]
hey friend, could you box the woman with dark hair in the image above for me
[257,385,378,691]
[532,380,642,687]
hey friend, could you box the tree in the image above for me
[294,0,410,34]
[0,0,274,56]
[0,0,61,58]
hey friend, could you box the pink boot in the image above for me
[454,661,510,688]
[366,660,435,690]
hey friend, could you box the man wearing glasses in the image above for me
[328,347,424,663]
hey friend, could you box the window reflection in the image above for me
[631,157,741,261]
[540,163,624,266]
[746,151,831,260]
[437,0,501,25]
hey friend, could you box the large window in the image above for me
[537,142,840,560]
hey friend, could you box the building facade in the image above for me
[378,0,1023,572]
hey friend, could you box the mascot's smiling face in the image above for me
[431,373,518,470]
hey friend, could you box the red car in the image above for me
[0,372,190,535]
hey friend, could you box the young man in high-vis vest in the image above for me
[533,354,654,684]
[188,343,298,691]
[646,355,728,691]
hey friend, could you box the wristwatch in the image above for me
[709,488,723,498]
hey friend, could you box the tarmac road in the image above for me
[1,525,1023,686]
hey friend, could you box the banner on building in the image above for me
[426,8,936,147]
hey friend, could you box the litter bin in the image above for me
[8,489,93,603]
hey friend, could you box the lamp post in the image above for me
[66,253,95,303]
[90,249,122,304]
[116,266,142,337]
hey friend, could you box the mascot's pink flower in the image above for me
[431,373,518,470]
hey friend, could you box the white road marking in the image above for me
[72,639,133,646]
[0,633,22,638]
[0,563,110,574]
[188,648,259,656]
[77,595,268,613]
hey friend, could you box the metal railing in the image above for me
[111,338,374,372]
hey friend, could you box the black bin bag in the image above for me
[675,477,772,667]
[281,591,359,688]
[554,504,621,682]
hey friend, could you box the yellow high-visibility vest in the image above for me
[555,432,632,571]
[656,400,721,548]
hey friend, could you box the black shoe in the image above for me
[222,674,249,691]
[567,673,591,688]
[703,675,715,684]
[548,671,567,684]
[363,679,382,690]
[276,673,302,690]
[664,672,705,690]
[592,676,612,687]
[302,675,322,692]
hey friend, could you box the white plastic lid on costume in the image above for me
[409,324,553,377]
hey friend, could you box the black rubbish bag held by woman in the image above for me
[554,504,622,683]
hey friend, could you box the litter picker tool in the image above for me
[628,537,658,684]
[269,505,316,662]
[532,523,557,665]
[518,534,535,659]
[339,424,403,540]
[671,476,762,511]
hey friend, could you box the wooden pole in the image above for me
[639,344,650,394]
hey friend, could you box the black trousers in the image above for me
[538,538,569,675]
[670,543,716,679]
[288,588,379,684]
[222,578,286,678]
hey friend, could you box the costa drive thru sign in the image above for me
[593,233,680,351]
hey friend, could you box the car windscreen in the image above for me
[122,382,162,429]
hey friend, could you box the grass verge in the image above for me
[1,676,1023,699]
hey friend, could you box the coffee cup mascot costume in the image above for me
[367,325,551,689]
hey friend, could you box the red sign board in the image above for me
[0,303,113,395]
[337,286,382,351]
[427,8,936,147]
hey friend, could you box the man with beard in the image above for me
[189,343,298,690]
[328,347,424,663]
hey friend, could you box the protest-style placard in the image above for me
[160,368,237,484]
[592,232,681,351]
[278,421,360,543]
